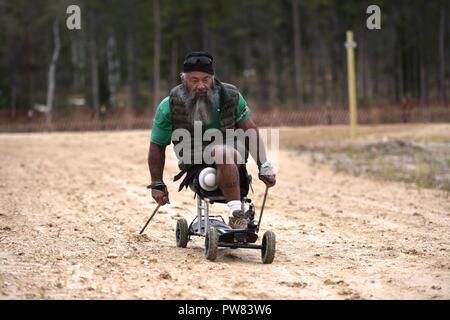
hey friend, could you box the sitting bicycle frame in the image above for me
[188,193,260,248]
[174,167,276,264]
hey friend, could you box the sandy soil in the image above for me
[0,124,449,299]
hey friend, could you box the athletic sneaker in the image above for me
[229,210,249,229]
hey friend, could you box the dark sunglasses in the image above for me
[184,56,212,65]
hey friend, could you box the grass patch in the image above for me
[304,139,450,191]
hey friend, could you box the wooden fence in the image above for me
[1,105,449,133]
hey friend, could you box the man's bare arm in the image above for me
[148,142,167,183]
[238,116,276,187]
[238,116,267,168]
[148,142,170,205]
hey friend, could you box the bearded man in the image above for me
[148,52,276,229]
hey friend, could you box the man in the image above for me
[148,51,276,229]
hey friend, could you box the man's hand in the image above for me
[152,189,170,205]
[258,162,276,188]
[259,173,276,187]
[149,182,170,205]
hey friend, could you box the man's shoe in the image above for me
[229,210,249,229]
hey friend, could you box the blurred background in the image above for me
[0,0,448,131]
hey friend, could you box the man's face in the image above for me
[183,71,214,98]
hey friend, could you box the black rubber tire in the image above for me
[176,218,189,248]
[205,227,219,261]
[261,230,276,264]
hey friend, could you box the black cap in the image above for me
[183,52,214,75]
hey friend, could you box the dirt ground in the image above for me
[0,124,449,299]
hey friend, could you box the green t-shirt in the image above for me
[151,93,251,146]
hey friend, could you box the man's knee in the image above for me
[211,144,243,165]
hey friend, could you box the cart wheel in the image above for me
[205,227,218,261]
[176,218,189,248]
[261,230,276,264]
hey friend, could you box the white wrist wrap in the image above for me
[259,161,274,176]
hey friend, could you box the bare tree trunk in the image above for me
[310,31,319,105]
[325,48,333,106]
[153,0,161,111]
[107,34,121,108]
[396,42,403,102]
[70,31,86,91]
[439,3,447,106]
[292,0,303,108]
[420,58,427,107]
[210,32,217,65]
[127,30,137,110]
[89,12,100,119]
[46,19,61,125]
[10,74,18,119]
[311,47,318,105]
[125,1,138,111]
[9,42,21,119]
[366,36,374,101]
[201,9,208,51]
[24,23,33,113]
[170,39,178,87]
[268,30,277,106]
[243,6,254,102]
[357,33,367,101]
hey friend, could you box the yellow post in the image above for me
[345,31,357,140]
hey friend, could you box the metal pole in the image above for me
[345,30,358,140]
[139,204,161,235]
[256,186,269,232]
[205,199,210,234]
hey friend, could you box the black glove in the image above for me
[147,181,168,194]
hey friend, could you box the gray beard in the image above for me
[180,84,218,126]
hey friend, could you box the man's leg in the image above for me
[216,161,240,200]
[211,145,248,229]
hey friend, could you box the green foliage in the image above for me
[0,0,447,112]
